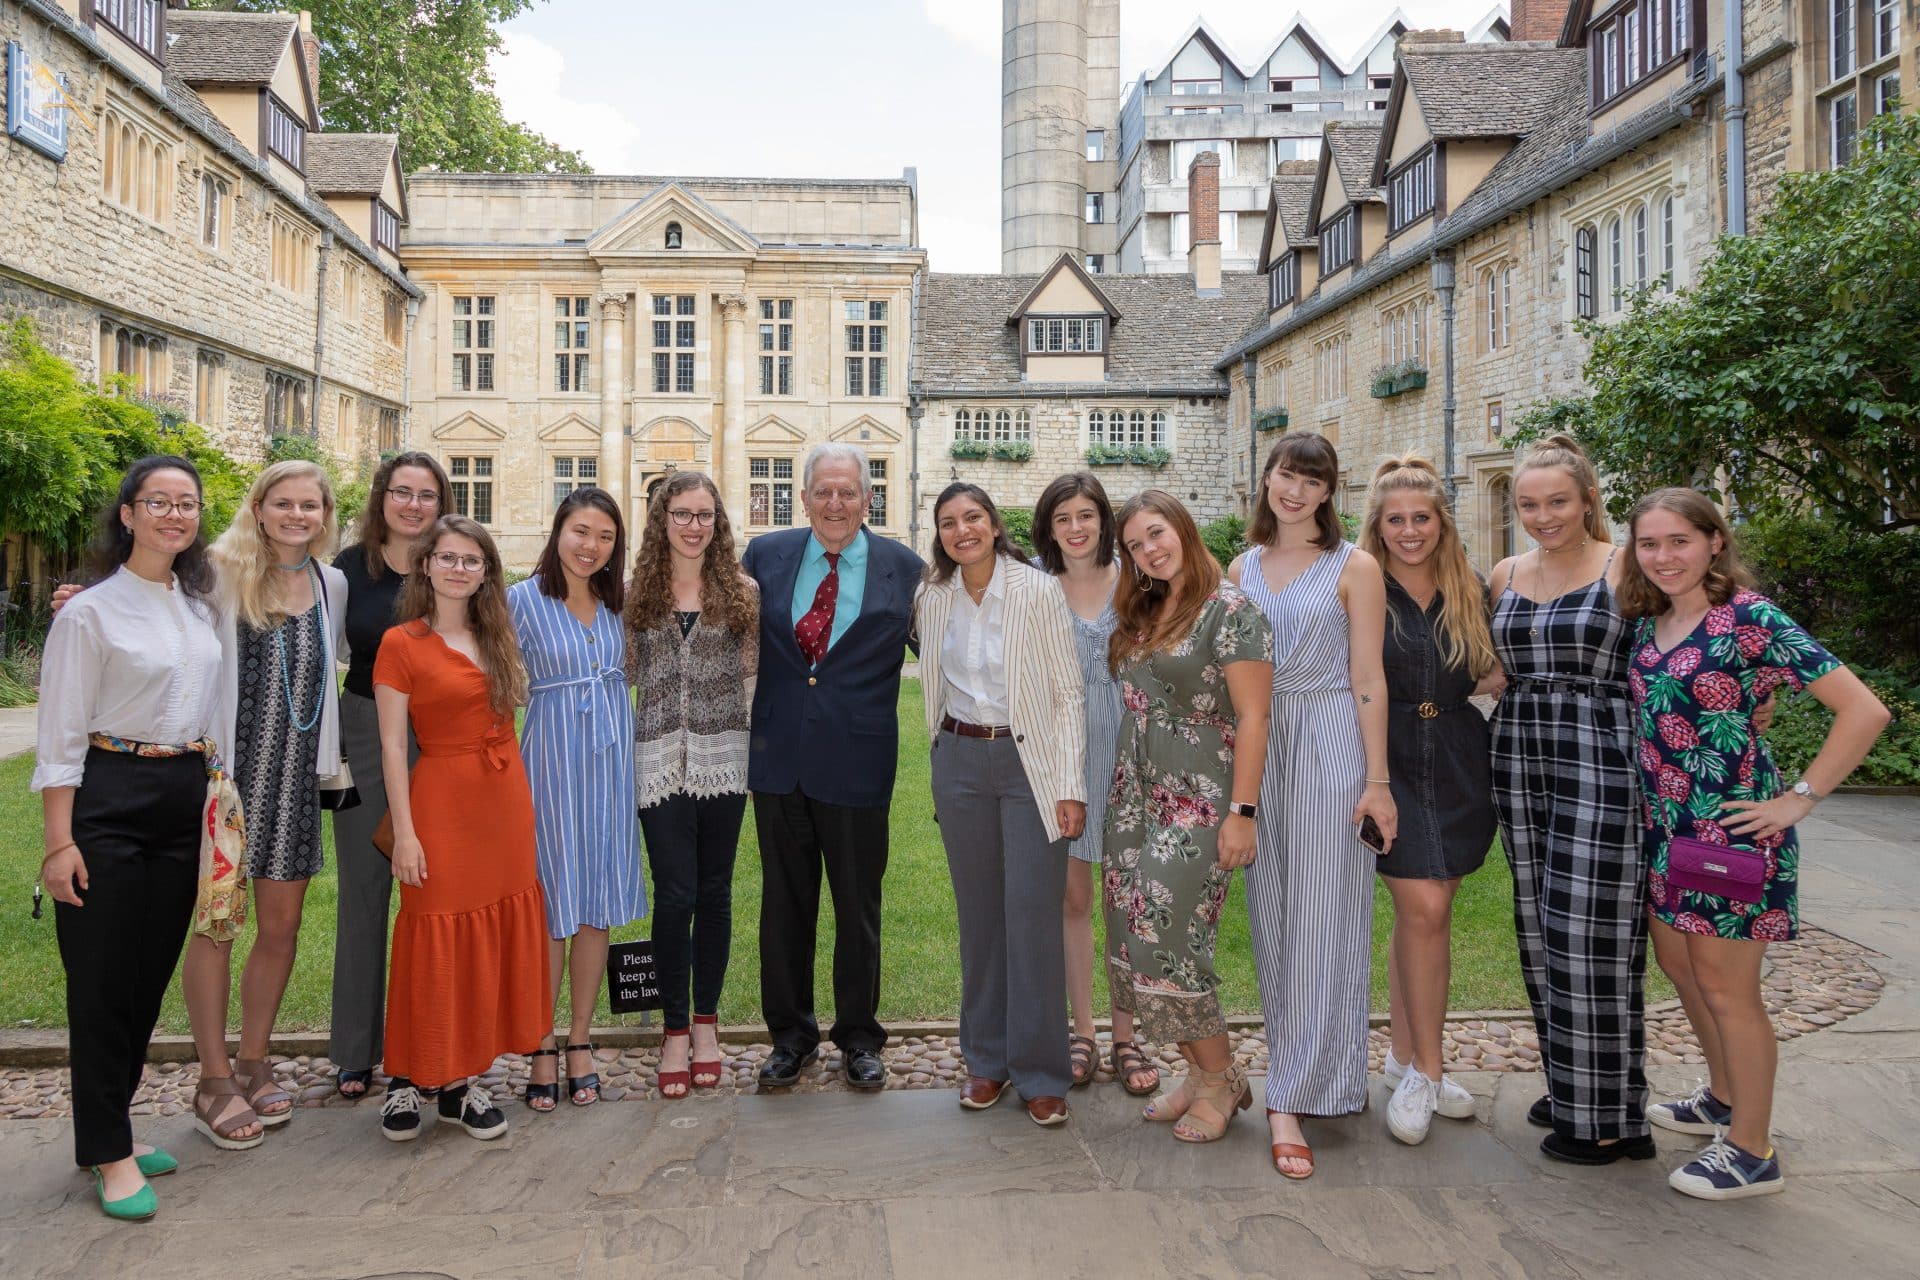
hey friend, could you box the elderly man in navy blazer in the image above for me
[743,442,926,1090]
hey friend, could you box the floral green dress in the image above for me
[1103,584,1273,1043]
[1629,590,1840,941]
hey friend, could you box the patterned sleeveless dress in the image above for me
[1241,542,1371,1117]
[1491,552,1649,1141]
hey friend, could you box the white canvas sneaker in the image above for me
[1384,1049,1475,1119]
[1388,1069,1439,1145]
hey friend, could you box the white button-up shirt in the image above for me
[940,557,1010,727]
[31,567,223,791]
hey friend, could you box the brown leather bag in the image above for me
[372,811,395,859]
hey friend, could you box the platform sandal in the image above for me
[1068,1034,1098,1089]
[524,1046,560,1112]
[691,1014,724,1090]
[193,1075,265,1151]
[233,1057,293,1127]
[1171,1064,1251,1144]
[1110,1039,1161,1097]
[565,1042,601,1106]
[656,1029,690,1100]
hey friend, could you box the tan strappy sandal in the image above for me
[233,1057,293,1127]
[1171,1064,1251,1144]
[193,1075,265,1150]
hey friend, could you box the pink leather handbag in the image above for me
[1666,835,1767,904]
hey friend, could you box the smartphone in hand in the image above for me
[1358,814,1387,855]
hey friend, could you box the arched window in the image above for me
[1632,204,1649,287]
[1606,216,1623,310]
[994,408,1012,441]
[1127,409,1146,446]
[1015,408,1032,441]
[1490,474,1516,561]
[664,221,683,249]
[1574,224,1597,318]
[102,113,117,197]
[119,123,134,206]
[1088,409,1106,447]
[955,408,971,440]
[1149,411,1168,448]
[1659,195,1675,290]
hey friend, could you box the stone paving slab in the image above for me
[0,705,34,762]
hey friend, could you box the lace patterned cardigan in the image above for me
[626,582,760,808]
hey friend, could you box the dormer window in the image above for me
[1592,0,1699,110]
[93,0,164,64]
[1387,147,1436,234]
[1026,317,1105,355]
[665,221,683,249]
[373,201,401,255]
[1319,208,1355,274]
[1268,253,1299,309]
[266,95,305,171]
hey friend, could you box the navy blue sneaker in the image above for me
[1649,1082,1733,1136]
[1669,1138,1784,1200]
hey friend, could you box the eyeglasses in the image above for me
[430,552,486,573]
[808,487,863,505]
[137,497,202,518]
[387,487,440,508]
[667,509,716,527]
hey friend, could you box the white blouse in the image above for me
[31,567,224,791]
[940,556,1011,726]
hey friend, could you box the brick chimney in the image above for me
[298,11,320,99]
[1187,150,1221,297]
[1508,0,1575,43]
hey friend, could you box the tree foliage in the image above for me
[0,321,251,556]
[191,1,589,175]
[1510,113,1920,531]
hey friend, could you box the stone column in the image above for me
[595,290,628,520]
[717,292,750,524]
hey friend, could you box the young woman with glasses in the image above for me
[372,516,551,1142]
[507,487,643,1110]
[328,451,451,1099]
[624,473,759,1098]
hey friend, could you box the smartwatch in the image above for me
[1790,778,1823,804]
[1228,801,1257,818]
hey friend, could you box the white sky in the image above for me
[491,1,1504,272]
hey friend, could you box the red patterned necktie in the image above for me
[794,550,840,667]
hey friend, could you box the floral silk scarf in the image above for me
[88,733,248,943]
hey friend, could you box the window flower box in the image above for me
[950,438,991,460]
[990,440,1033,461]
[1085,444,1171,468]
[1368,360,1429,398]
[1254,408,1290,432]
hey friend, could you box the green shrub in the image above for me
[999,505,1035,557]
[1200,514,1246,570]
[0,650,37,709]
[1738,516,1920,679]
[1766,668,1920,787]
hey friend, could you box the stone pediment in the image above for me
[588,183,760,259]
[431,410,506,442]
[830,414,900,445]
[746,414,808,445]
[640,415,711,444]
[537,411,600,444]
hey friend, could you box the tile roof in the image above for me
[1271,174,1316,246]
[1326,122,1385,203]
[1398,42,1587,138]
[916,272,1268,395]
[165,11,299,86]
[305,134,400,195]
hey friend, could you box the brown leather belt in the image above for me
[942,715,1013,740]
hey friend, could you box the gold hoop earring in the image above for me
[1133,564,1150,590]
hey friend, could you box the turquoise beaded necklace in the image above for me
[272,559,324,734]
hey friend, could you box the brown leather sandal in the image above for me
[1110,1039,1160,1097]
[1267,1108,1315,1180]
[1068,1034,1099,1088]
[1171,1064,1251,1144]
[233,1057,293,1127]
[193,1075,265,1150]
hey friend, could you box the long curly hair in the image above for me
[1616,486,1756,620]
[393,515,527,716]
[1359,454,1497,680]
[1108,490,1222,675]
[625,471,756,636]
[211,461,339,631]
[91,454,217,606]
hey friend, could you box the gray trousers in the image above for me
[327,690,415,1072]
[930,729,1071,1099]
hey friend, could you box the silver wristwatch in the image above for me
[1791,778,1823,804]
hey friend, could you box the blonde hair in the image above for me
[1359,455,1497,680]
[1512,433,1610,544]
[210,460,338,631]
[1616,487,1757,620]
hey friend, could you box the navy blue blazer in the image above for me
[743,526,926,809]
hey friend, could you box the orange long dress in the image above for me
[374,621,551,1087]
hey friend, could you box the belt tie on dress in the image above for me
[530,666,627,751]
[417,723,518,770]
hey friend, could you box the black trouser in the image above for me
[56,749,202,1168]
[639,789,748,1030]
[752,789,889,1055]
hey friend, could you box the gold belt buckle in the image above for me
[1417,701,1440,719]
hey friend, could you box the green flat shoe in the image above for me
[92,1168,157,1221]
[134,1148,178,1178]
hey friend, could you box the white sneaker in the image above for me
[1388,1069,1438,1145]
[1384,1050,1475,1119]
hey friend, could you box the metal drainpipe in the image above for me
[401,296,421,450]
[1241,353,1259,515]
[1725,0,1747,235]
[1431,252,1459,502]
[907,266,925,554]
[310,231,333,441]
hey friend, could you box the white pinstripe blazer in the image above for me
[915,558,1089,843]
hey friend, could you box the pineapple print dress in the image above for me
[1629,591,1840,941]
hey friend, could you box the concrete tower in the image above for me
[1002,0,1089,273]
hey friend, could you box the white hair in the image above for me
[801,442,871,497]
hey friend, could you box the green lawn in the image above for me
[1,682,1658,1035]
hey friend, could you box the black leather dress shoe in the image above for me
[1540,1131,1657,1165]
[758,1046,816,1088]
[843,1048,886,1091]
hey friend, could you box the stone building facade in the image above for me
[400,172,924,565]
[0,1,417,470]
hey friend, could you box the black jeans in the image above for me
[639,790,747,1030]
[752,788,890,1055]
[56,749,202,1167]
